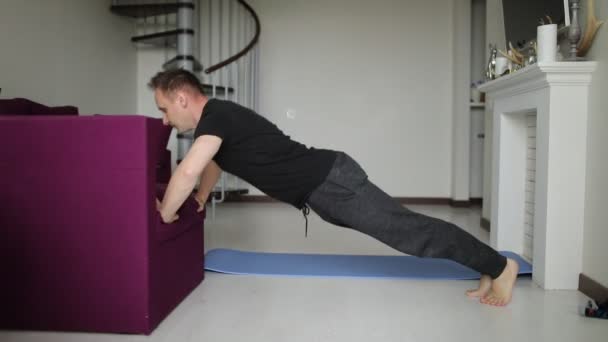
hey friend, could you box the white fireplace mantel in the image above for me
[478,62,597,290]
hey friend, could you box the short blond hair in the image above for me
[148,68,205,96]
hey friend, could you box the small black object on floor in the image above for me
[584,299,608,319]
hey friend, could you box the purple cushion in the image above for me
[0,98,32,114]
[33,105,78,115]
[0,98,78,115]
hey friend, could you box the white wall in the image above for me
[471,0,487,83]
[0,0,137,114]
[249,0,455,197]
[451,0,472,201]
[469,0,487,199]
[582,0,608,287]
[481,0,506,220]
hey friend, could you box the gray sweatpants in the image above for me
[306,152,507,279]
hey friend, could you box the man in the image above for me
[150,69,519,307]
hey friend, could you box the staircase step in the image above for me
[211,187,250,199]
[110,3,193,18]
[190,187,250,201]
[176,131,194,140]
[163,55,203,72]
[131,29,194,47]
[201,84,235,97]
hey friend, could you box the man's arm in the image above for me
[194,160,222,211]
[158,135,222,223]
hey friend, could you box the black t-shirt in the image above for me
[194,98,337,209]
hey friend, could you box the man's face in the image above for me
[154,89,188,132]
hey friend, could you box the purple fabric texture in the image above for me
[0,115,205,335]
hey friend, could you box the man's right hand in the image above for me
[194,193,207,213]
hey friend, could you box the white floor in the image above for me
[2,203,606,342]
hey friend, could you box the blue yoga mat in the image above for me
[204,249,532,280]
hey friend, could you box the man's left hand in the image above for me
[156,198,179,224]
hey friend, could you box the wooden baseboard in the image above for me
[579,273,608,303]
[470,198,483,206]
[480,217,491,232]
[225,195,482,207]
[395,197,449,205]
[449,199,470,207]
[448,199,481,207]
[223,194,278,203]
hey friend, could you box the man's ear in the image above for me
[176,91,188,108]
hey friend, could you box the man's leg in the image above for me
[307,152,518,305]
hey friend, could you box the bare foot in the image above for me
[481,258,519,306]
[466,275,492,298]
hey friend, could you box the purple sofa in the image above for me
[0,114,205,335]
